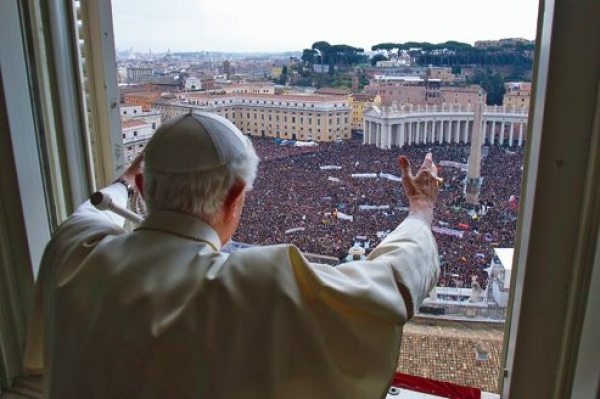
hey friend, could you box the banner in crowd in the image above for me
[432,226,465,238]
[320,165,342,170]
[336,211,354,221]
[327,176,340,182]
[440,160,468,171]
[285,227,305,234]
[294,141,318,147]
[379,173,402,182]
[351,173,378,178]
[350,173,401,181]
[359,205,391,211]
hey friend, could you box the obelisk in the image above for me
[465,91,483,205]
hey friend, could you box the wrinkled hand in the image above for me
[398,152,440,224]
[119,152,144,190]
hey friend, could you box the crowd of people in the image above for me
[234,137,524,289]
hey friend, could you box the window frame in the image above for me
[1,0,599,397]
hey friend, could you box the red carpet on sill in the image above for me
[392,372,481,399]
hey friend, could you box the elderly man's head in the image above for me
[140,112,259,243]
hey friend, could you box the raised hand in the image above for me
[119,152,144,192]
[398,152,440,224]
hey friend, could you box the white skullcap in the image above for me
[144,112,249,174]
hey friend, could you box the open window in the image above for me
[1,0,599,397]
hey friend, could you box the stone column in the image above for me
[518,122,524,146]
[466,93,484,205]
[453,120,458,143]
[427,120,431,144]
[491,120,496,145]
[399,122,405,148]
[386,122,393,149]
[416,121,421,144]
[509,122,514,147]
[407,122,412,146]
[500,121,506,145]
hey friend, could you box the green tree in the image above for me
[278,66,288,85]
[370,53,388,66]
[470,69,506,105]
[301,48,315,64]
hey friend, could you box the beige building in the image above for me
[427,67,456,83]
[153,93,351,142]
[349,93,379,131]
[222,82,276,95]
[364,77,428,106]
[365,76,483,108]
[503,81,532,109]
[271,66,283,79]
[441,85,487,108]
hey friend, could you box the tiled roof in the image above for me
[121,118,148,128]
[124,90,162,99]
[398,319,504,394]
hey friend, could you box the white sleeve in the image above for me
[72,183,130,227]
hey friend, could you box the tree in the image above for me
[301,48,315,64]
[312,41,332,65]
[470,69,506,105]
[278,66,288,85]
[370,53,388,66]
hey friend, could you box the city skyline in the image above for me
[112,0,540,53]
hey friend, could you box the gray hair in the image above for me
[144,138,259,218]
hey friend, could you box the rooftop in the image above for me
[121,118,149,128]
[398,318,504,394]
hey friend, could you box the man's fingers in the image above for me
[420,152,433,170]
[398,155,417,195]
[398,155,411,177]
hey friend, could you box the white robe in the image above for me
[24,183,439,399]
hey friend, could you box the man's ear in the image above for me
[223,179,246,217]
[134,173,145,199]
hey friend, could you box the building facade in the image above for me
[364,77,428,106]
[121,119,153,163]
[349,93,379,131]
[441,85,487,108]
[363,103,528,148]
[126,66,154,83]
[427,67,457,83]
[503,81,532,109]
[221,82,276,95]
[119,105,162,163]
[153,93,351,142]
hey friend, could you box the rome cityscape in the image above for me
[112,0,537,395]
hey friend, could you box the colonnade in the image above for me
[363,110,528,149]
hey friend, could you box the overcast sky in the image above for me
[112,0,540,53]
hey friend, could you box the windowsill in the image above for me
[0,376,42,399]
[0,374,502,399]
